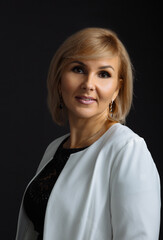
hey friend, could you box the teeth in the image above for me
[81,97,93,100]
[76,96,95,101]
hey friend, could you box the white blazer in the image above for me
[15,123,161,240]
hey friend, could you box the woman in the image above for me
[15,27,161,240]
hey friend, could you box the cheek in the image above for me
[61,74,80,95]
[61,80,71,94]
[97,81,117,103]
[61,78,72,96]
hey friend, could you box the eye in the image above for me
[72,66,85,74]
[98,71,111,78]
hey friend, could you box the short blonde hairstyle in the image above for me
[47,27,133,125]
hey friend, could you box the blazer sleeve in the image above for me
[110,137,161,240]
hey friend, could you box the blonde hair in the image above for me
[47,27,133,125]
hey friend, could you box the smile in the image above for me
[75,96,96,105]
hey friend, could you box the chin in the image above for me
[69,108,97,119]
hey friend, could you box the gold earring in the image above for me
[109,100,113,117]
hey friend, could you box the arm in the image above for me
[110,137,161,239]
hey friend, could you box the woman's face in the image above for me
[60,57,121,122]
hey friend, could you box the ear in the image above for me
[112,78,123,101]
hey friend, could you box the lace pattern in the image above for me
[23,137,88,236]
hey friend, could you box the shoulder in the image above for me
[107,123,141,142]
[108,125,160,204]
[108,124,160,189]
[102,123,146,154]
[107,123,154,164]
[102,123,159,178]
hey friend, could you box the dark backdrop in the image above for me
[1,1,162,239]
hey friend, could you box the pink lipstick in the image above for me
[75,96,96,105]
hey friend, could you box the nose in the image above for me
[81,74,95,91]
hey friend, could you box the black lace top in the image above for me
[23,137,88,239]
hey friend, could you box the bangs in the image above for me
[62,30,119,60]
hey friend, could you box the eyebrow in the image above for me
[70,60,115,71]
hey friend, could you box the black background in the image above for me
[0,0,162,239]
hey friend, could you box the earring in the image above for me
[109,100,113,117]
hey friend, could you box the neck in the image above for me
[64,114,116,149]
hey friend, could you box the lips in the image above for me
[75,95,96,105]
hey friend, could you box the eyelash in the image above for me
[72,66,85,74]
[98,71,111,78]
[71,66,111,78]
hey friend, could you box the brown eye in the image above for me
[98,71,111,78]
[72,66,85,74]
